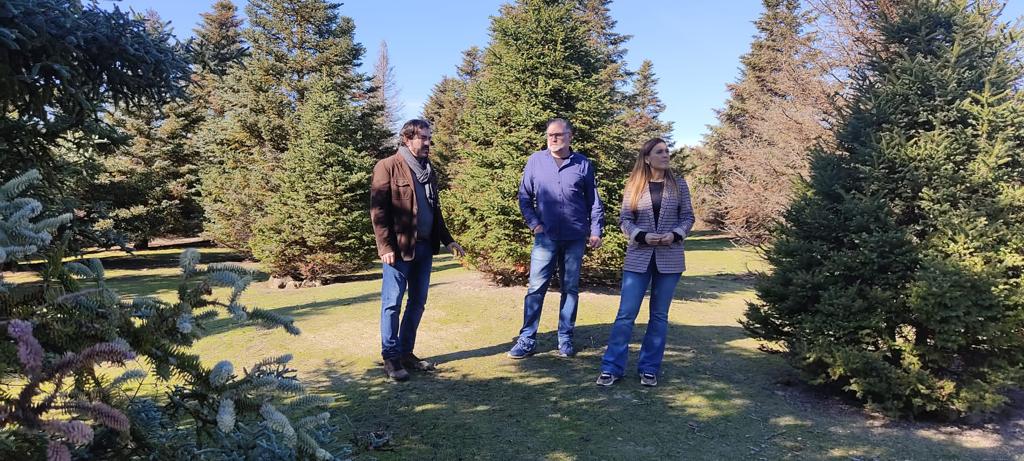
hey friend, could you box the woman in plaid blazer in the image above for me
[596,138,695,387]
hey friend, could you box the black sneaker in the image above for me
[401,353,436,372]
[383,358,409,382]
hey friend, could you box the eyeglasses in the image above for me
[546,132,570,139]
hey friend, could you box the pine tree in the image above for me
[91,11,205,248]
[621,59,674,154]
[371,40,403,150]
[422,46,484,187]
[445,0,627,284]
[201,0,389,255]
[743,0,1024,417]
[697,0,835,243]
[250,78,377,280]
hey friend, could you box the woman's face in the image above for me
[646,142,671,172]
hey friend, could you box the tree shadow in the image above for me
[582,273,754,304]
[306,323,1021,460]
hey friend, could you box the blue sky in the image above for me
[101,0,1024,147]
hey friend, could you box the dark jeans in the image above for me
[380,241,433,360]
[517,233,586,347]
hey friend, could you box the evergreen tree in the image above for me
[744,0,1024,417]
[370,40,403,149]
[190,0,247,116]
[250,78,376,280]
[621,59,674,154]
[201,0,389,255]
[422,46,483,187]
[91,11,205,248]
[445,0,627,284]
[0,0,188,251]
[698,0,835,243]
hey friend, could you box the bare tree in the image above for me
[371,40,404,146]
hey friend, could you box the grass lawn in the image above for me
[24,233,1023,460]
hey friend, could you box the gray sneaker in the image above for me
[595,372,619,387]
[640,372,657,387]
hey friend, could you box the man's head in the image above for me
[545,118,573,156]
[401,119,433,158]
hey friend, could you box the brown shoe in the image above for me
[383,358,409,381]
[400,353,436,372]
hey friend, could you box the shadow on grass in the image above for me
[307,323,1018,460]
[582,273,754,304]
[89,249,247,271]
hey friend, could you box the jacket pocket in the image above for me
[393,180,413,199]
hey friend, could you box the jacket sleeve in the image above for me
[370,160,397,256]
[671,177,696,238]
[620,189,642,244]
[518,157,542,230]
[587,162,604,237]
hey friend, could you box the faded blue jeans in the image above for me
[380,241,433,360]
[601,258,681,376]
[517,233,586,348]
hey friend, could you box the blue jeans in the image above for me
[518,233,586,346]
[380,241,433,360]
[601,258,681,376]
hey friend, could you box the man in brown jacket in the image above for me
[370,119,464,382]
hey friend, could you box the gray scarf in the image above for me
[399,146,437,208]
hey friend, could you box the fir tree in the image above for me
[250,78,377,280]
[621,59,674,154]
[744,0,1024,417]
[422,46,484,187]
[697,0,835,243]
[91,11,205,248]
[190,0,247,116]
[0,0,188,251]
[370,40,403,150]
[445,0,627,284]
[201,0,389,255]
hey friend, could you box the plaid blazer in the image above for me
[620,178,695,273]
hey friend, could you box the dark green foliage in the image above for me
[0,0,188,231]
[422,46,484,188]
[744,0,1024,417]
[445,0,657,284]
[202,0,389,277]
[251,78,377,279]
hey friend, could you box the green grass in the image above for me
[24,235,1022,460]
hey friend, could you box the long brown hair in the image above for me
[625,138,677,213]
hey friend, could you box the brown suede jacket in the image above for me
[370,152,454,261]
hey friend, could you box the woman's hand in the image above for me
[644,233,666,245]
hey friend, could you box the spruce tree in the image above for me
[422,46,484,187]
[190,0,247,116]
[92,11,205,248]
[370,40,403,150]
[201,0,389,256]
[744,0,1024,417]
[0,0,188,251]
[445,0,627,284]
[250,78,377,280]
[698,0,834,243]
[621,59,674,154]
